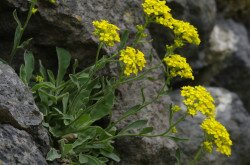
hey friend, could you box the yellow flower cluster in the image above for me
[171,105,181,112]
[142,0,200,46]
[163,54,194,80]
[181,86,215,117]
[201,118,232,156]
[172,19,201,45]
[35,75,44,83]
[92,20,120,47]
[119,47,146,76]
[203,141,213,153]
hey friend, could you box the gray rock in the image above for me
[0,63,43,130]
[0,63,50,155]
[207,20,250,112]
[170,87,250,165]
[216,0,250,27]
[0,124,47,165]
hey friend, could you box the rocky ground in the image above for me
[0,0,250,164]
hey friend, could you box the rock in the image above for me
[207,20,250,112]
[0,63,43,130]
[0,63,50,156]
[0,124,48,165]
[216,0,250,27]
[170,87,250,165]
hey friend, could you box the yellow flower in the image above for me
[92,20,120,47]
[49,0,56,4]
[181,86,215,117]
[119,47,146,76]
[171,127,178,134]
[35,75,44,83]
[31,7,38,14]
[142,0,173,28]
[172,19,201,45]
[201,118,232,156]
[172,105,181,112]
[163,54,194,80]
[203,141,213,153]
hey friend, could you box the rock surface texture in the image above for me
[0,0,250,164]
[0,63,49,164]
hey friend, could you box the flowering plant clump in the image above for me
[119,47,146,76]
[201,118,232,156]
[93,20,120,46]
[181,86,216,117]
[163,54,194,80]
[5,0,233,164]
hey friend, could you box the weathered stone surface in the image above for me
[170,87,250,165]
[208,20,250,112]
[0,63,43,130]
[0,124,48,165]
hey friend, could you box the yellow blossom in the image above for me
[181,86,215,117]
[171,127,178,134]
[119,47,146,76]
[92,20,120,47]
[31,7,38,14]
[172,19,201,45]
[203,141,213,153]
[163,54,194,80]
[172,105,181,112]
[35,75,44,83]
[201,118,232,156]
[142,0,173,28]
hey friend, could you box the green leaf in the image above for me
[13,10,22,27]
[167,136,189,142]
[13,25,22,50]
[62,93,69,113]
[32,82,55,92]
[139,127,154,135]
[79,154,102,165]
[46,148,61,161]
[175,148,181,165]
[117,104,141,122]
[18,38,33,48]
[69,74,80,90]
[71,114,93,130]
[119,120,148,134]
[79,154,88,164]
[73,59,78,74]
[118,30,129,51]
[56,47,71,86]
[19,64,27,84]
[140,87,146,103]
[39,60,47,81]
[60,141,74,157]
[47,70,56,84]
[100,150,120,162]
[90,88,115,121]
[24,51,34,84]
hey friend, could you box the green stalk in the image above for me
[9,2,35,64]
